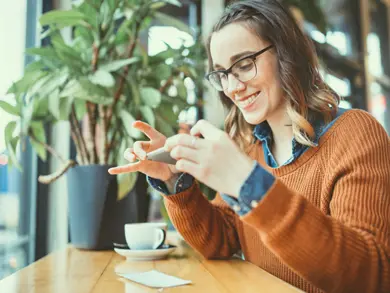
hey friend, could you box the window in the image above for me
[368,0,390,132]
[0,0,29,279]
[0,0,42,279]
[148,1,201,127]
[308,0,361,61]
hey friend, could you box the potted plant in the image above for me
[0,0,202,250]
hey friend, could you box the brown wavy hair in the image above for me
[206,0,339,152]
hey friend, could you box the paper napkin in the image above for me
[118,269,192,288]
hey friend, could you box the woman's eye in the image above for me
[238,64,253,71]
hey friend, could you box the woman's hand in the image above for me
[108,121,179,181]
[164,120,254,198]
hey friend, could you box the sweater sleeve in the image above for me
[241,111,390,293]
[162,181,241,259]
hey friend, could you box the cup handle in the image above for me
[154,229,166,249]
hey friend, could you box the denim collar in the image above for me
[252,115,324,151]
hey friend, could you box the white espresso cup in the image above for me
[124,222,167,250]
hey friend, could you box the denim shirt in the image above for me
[148,108,348,216]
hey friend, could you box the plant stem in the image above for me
[71,105,90,164]
[38,160,77,184]
[159,75,174,93]
[86,102,98,164]
[98,104,107,164]
[87,41,101,164]
[104,19,143,161]
[105,125,119,164]
[106,20,142,132]
[70,129,85,165]
[29,133,67,164]
[69,109,86,165]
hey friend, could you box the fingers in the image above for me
[132,121,164,140]
[108,162,142,175]
[164,134,206,152]
[175,159,201,176]
[190,119,222,139]
[132,141,150,160]
[170,145,199,163]
[124,148,136,162]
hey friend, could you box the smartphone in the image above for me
[146,147,177,165]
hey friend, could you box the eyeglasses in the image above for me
[205,45,274,92]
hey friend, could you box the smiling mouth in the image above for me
[236,91,260,108]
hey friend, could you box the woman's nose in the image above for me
[226,74,245,96]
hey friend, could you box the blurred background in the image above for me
[0,0,389,280]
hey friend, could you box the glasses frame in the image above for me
[205,45,274,91]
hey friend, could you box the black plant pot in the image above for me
[67,165,149,250]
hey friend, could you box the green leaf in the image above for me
[59,96,74,120]
[33,96,49,118]
[155,64,172,80]
[5,121,17,143]
[99,57,140,72]
[22,102,34,135]
[74,26,94,46]
[51,38,85,71]
[31,121,46,144]
[6,71,48,95]
[30,140,47,161]
[154,12,192,35]
[115,19,134,46]
[189,67,199,78]
[106,0,118,13]
[175,79,187,98]
[120,110,142,139]
[139,106,155,128]
[25,47,58,59]
[77,94,113,105]
[29,70,68,99]
[24,60,46,73]
[0,100,19,116]
[89,70,115,87]
[41,71,69,98]
[162,0,182,6]
[48,89,61,120]
[76,1,99,29]
[155,114,175,137]
[117,172,138,201]
[150,2,166,10]
[39,10,86,27]
[4,122,21,170]
[74,98,87,120]
[140,87,161,108]
[127,75,141,106]
[30,121,47,161]
[78,78,114,103]
[62,79,113,105]
[156,101,177,124]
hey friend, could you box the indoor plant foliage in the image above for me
[0,0,200,199]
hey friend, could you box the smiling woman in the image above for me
[108,1,390,293]
[206,2,338,152]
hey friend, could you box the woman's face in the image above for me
[210,22,285,125]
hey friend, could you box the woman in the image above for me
[109,0,390,292]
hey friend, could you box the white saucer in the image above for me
[114,245,177,261]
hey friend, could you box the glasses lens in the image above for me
[208,72,226,91]
[232,58,256,82]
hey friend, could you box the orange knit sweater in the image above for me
[163,110,390,293]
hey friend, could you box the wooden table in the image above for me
[0,241,303,293]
